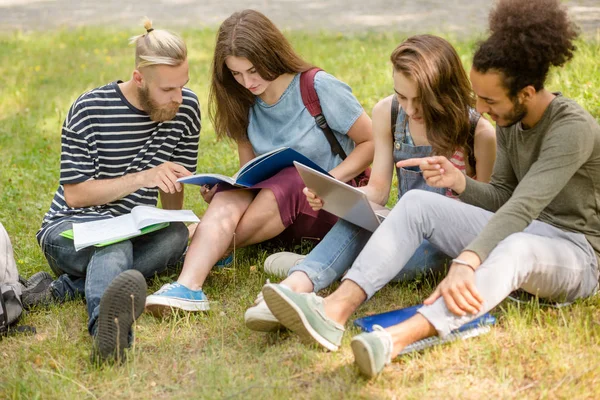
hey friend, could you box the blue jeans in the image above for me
[289,218,450,292]
[41,218,188,335]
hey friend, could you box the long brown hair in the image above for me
[391,35,475,158]
[209,10,313,142]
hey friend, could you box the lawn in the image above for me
[1,27,600,399]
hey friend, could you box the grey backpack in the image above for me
[0,222,32,337]
[0,284,24,336]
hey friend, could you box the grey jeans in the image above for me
[344,190,599,336]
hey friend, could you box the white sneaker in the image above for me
[244,287,282,332]
[264,252,306,277]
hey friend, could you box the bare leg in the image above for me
[384,314,437,356]
[230,189,286,249]
[177,190,254,290]
[323,280,367,325]
[280,271,314,292]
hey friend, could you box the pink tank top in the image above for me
[446,148,472,198]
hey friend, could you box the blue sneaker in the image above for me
[214,254,233,268]
[145,282,210,317]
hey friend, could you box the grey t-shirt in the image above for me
[460,94,600,263]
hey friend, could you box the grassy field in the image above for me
[1,27,600,399]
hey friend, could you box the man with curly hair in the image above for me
[260,0,600,378]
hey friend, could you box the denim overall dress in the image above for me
[388,102,451,279]
[392,108,446,199]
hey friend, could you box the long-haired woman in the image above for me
[145,9,373,315]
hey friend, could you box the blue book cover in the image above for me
[354,305,496,355]
[178,147,330,188]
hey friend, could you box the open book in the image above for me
[354,305,496,356]
[70,206,199,251]
[178,147,331,188]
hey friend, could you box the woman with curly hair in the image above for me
[261,0,600,378]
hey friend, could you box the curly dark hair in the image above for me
[473,0,579,97]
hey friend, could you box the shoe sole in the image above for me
[145,296,210,317]
[351,336,378,378]
[262,284,339,351]
[94,270,147,363]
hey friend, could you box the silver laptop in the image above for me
[294,162,390,232]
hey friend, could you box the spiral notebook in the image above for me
[354,305,496,355]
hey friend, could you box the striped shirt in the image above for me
[37,81,200,244]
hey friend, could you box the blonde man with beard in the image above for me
[35,19,200,363]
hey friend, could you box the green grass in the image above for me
[1,28,600,399]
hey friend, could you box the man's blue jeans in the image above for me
[40,218,188,335]
[289,218,449,292]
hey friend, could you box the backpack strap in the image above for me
[466,111,480,170]
[300,68,348,160]
[391,95,400,138]
[0,289,8,336]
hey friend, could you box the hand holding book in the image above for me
[178,147,330,189]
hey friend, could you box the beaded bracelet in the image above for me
[451,258,477,272]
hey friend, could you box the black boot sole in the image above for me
[93,270,147,364]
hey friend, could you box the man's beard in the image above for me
[138,86,180,122]
[498,97,527,128]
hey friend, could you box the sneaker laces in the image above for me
[373,324,394,364]
[154,282,180,295]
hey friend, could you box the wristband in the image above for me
[451,258,477,272]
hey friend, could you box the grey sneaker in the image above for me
[244,287,282,332]
[262,283,344,351]
[264,252,306,277]
[92,270,147,364]
[350,325,393,378]
[21,271,55,309]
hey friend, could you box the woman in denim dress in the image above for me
[245,34,496,332]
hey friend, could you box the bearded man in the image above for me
[35,19,200,363]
